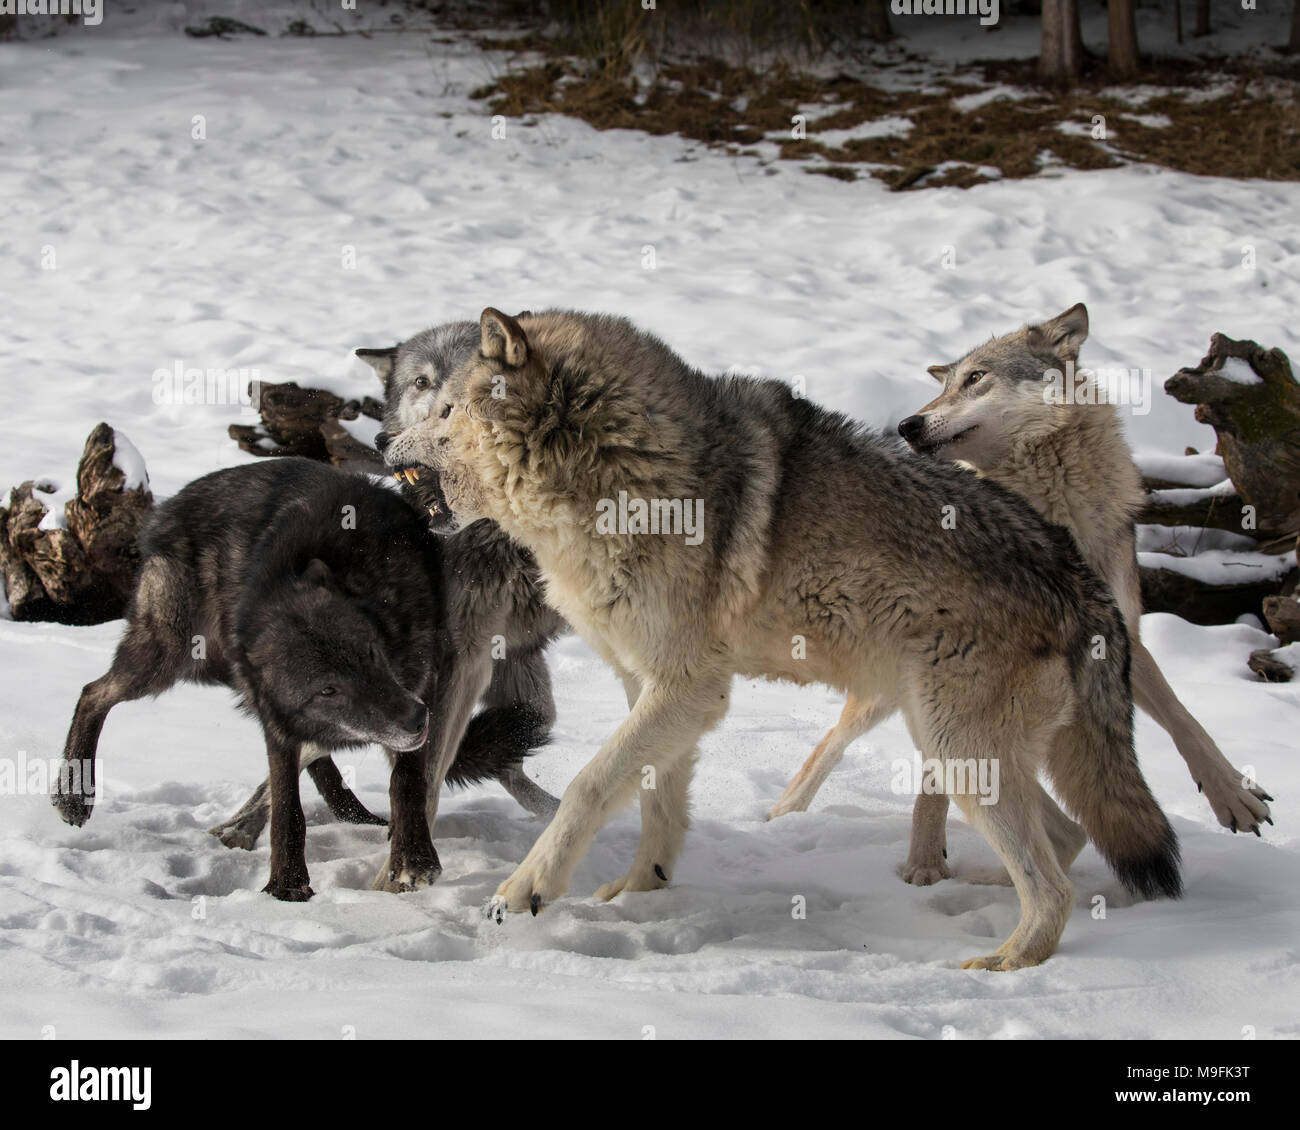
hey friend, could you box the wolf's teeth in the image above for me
[428,507,439,518]
[409,467,421,481]
[393,472,403,482]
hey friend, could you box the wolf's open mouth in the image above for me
[392,464,449,522]
[915,424,978,454]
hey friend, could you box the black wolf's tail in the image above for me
[1050,595,1182,900]
[443,702,552,788]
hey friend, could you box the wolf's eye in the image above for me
[964,371,986,388]
[317,686,338,698]
[414,376,431,391]
[439,404,452,419]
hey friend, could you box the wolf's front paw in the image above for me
[264,880,314,902]
[960,950,1041,972]
[1199,763,1273,835]
[52,787,93,828]
[594,862,670,901]
[371,852,441,893]
[901,857,951,886]
[489,860,565,921]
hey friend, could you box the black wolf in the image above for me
[55,458,453,899]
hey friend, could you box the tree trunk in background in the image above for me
[1195,0,1210,37]
[1039,0,1082,88]
[1108,0,1140,78]
[866,0,893,42]
[1292,1,1300,52]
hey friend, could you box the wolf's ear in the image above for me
[302,558,333,587]
[927,364,951,383]
[1033,303,1089,362]
[480,308,529,368]
[355,346,398,384]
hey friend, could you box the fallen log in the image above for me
[228,380,384,470]
[1139,561,1297,627]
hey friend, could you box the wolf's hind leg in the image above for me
[955,783,1085,887]
[906,662,1073,970]
[208,780,270,850]
[902,793,951,886]
[500,766,561,818]
[769,693,894,819]
[952,777,1073,971]
[305,757,386,826]
[209,746,383,850]
[54,611,186,826]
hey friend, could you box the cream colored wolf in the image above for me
[770,305,1273,889]
[384,307,1183,971]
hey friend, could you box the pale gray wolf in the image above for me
[769,305,1274,887]
[383,307,1183,971]
[54,459,446,900]
[210,321,566,857]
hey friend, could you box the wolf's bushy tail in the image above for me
[1050,596,1182,900]
[443,702,552,788]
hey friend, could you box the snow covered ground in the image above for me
[1,8,1297,1039]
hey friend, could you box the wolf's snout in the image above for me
[898,415,925,443]
[405,703,429,738]
[374,430,392,454]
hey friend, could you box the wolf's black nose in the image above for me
[374,431,392,454]
[898,415,924,442]
[406,704,429,737]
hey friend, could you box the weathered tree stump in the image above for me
[0,424,153,624]
[228,381,384,471]
[1164,335,1300,540]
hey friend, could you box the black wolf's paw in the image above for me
[52,788,93,828]
[264,880,315,902]
[371,853,441,893]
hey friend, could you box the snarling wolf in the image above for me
[210,320,565,853]
[383,307,1183,970]
[54,459,448,900]
[770,305,1273,881]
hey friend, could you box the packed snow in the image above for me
[0,7,1297,1040]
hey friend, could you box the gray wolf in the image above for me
[54,459,449,900]
[209,321,566,856]
[770,304,1273,886]
[383,306,1183,970]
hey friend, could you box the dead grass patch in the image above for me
[471,35,1300,190]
